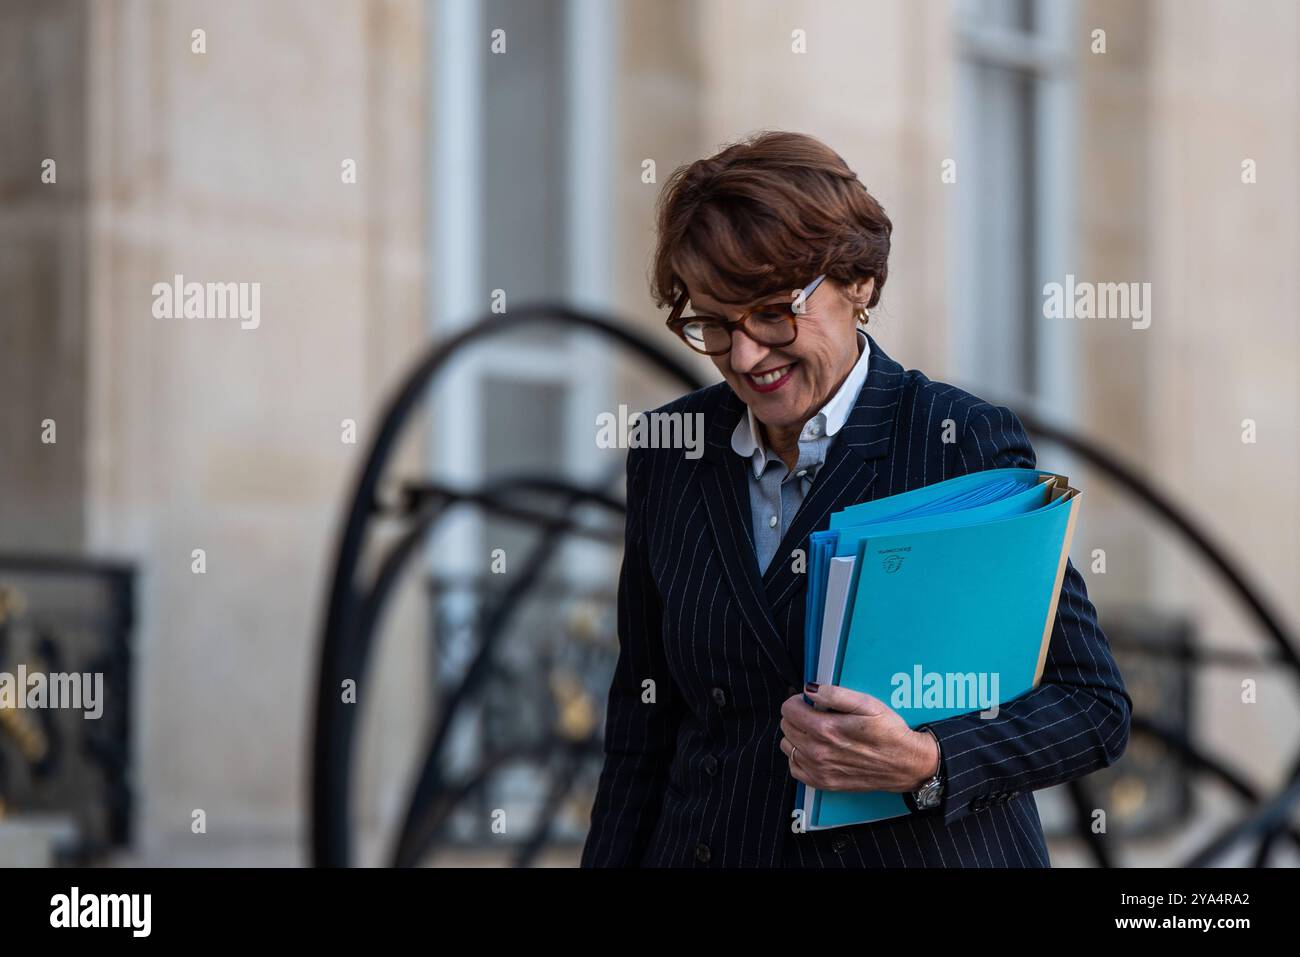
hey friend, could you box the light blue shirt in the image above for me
[731,330,873,574]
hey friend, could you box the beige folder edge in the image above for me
[1031,474,1081,687]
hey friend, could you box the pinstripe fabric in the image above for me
[581,334,1131,868]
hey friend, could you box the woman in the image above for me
[582,131,1130,867]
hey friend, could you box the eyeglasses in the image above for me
[666,274,828,356]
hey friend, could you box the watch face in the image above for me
[916,782,942,809]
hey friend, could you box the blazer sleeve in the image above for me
[581,445,686,866]
[923,402,1133,829]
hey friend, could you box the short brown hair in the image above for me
[650,131,893,314]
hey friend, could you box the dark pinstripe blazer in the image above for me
[581,334,1131,867]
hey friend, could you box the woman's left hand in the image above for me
[779,683,939,793]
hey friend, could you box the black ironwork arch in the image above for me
[310,307,705,867]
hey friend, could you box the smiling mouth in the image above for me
[745,362,796,392]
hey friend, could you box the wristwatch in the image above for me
[911,727,944,810]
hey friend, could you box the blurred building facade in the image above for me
[1,0,1296,865]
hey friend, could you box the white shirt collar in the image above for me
[731,330,872,476]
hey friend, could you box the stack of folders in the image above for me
[796,467,1081,831]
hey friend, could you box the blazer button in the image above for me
[711,687,727,708]
[702,754,719,776]
[695,843,712,864]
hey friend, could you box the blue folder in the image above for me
[796,468,1080,831]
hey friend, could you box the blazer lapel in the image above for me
[698,387,802,683]
[761,334,907,618]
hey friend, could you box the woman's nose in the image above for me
[728,327,770,372]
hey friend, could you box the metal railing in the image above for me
[0,554,134,863]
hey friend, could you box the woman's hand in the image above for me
[779,683,939,793]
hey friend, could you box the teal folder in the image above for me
[796,468,1080,831]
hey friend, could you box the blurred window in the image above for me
[954,0,1076,405]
